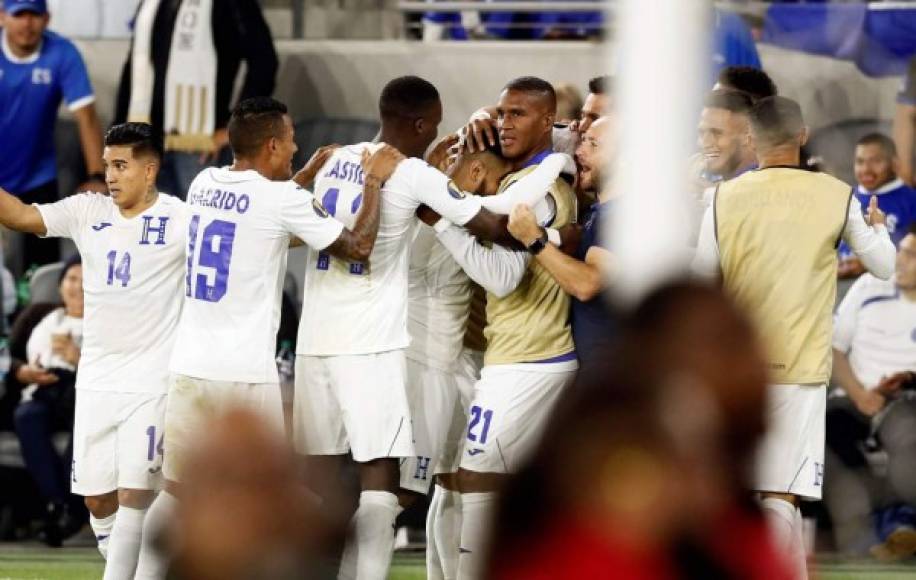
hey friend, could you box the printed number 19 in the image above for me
[186,216,237,302]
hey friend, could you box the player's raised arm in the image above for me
[0,187,48,235]
[324,144,404,262]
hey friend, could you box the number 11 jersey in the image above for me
[169,167,344,384]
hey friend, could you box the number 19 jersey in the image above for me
[298,143,483,356]
[169,167,344,384]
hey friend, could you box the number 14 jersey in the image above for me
[169,167,344,384]
[37,192,187,394]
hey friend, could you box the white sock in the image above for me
[103,506,146,580]
[90,512,117,560]
[793,507,809,580]
[762,497,805,579]
[426,486,445,580]
[134,491,178,580]
[338,491,400,580]
[434,487,462,580]
[457,492,496,580]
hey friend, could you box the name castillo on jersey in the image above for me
[323,158,365,186]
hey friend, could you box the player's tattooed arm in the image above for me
[0,187,47,235]
[325,145,404,262]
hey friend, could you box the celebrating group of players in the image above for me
[0,73,609,580]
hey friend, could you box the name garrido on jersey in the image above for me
[188,186,252,214]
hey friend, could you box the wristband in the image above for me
[527,231,548,255]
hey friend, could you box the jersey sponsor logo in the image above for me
[91,222,113,231]
[31,68,52,85]
[447,180,467,200]
[413,456,431,480]
[312,198,330,218]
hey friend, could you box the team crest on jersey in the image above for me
[447,180,467,200]
[312,198,330,218]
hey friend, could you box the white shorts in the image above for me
[162,374,283,482]
[399,358,458,493]
[293,351,414,463]
[436,348,483,476]
[754,383,826,500]
[459,364,575,474]
[71,390,167,496]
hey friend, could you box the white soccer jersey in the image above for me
[169,167,344,383]
[833,274,916,389]
[37,192,187,393]
[406,223,472,372]
[297,143,483,356]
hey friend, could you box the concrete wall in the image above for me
[72,39,900,132]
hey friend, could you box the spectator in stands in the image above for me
[839,134,916,279]
[714,65,778,102]
[712,9,761,78]
[0,0,105,273]
[10,255,83,547]
[554,82,583,125]
[507,115,614,369]
[826,227,916,560]
[114,0,278,200]
[893,56,916,186]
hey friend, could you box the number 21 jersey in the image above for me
[169,167,344,384]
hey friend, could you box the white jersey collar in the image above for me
[1,29,43,65]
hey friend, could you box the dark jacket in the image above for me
[114,0,278,134]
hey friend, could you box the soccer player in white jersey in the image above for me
[133,97,402,580]
[293,76,565,580]
[0,123,185,579]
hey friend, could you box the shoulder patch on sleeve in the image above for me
[312,198,330,218]
[447,180,467,200]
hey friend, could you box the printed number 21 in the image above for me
[106,251,131,287]
[186,216,237,302]
[467,406,493,444]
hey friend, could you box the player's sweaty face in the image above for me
[4,11,48,52]
[271,116,298,181]
[697,107,749,178]
[103,146,153,209]
[497,90,552,160]
[854,143,896,192]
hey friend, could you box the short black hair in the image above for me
[228,97,289,158]
[749,96,804,148]
[104,122,163,160]
[857,132,897,158]
[587,75,611,96]
[717,66,777,102]
[59,254,82,286]
[503,76,557,114]
[704,89,754,115]
[378,76,440,121]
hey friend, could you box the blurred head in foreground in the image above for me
[169,408,341,580]
[489,281,789,580]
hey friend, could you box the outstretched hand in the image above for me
[866,195,886,227]
[294,144,340,188]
